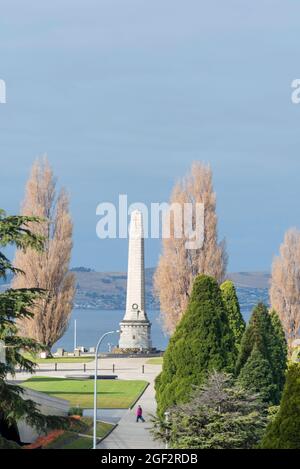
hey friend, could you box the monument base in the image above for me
[110,347,160,358]
[118,319,152,351]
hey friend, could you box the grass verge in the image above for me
[22,376,148,408]
[23,353,94,364]
[146,357,163,365]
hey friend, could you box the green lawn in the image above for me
[44,419,113,449]
[81,421,112,438]
[69,417,113,438]
[146,357,163,365]
[22,377,148,408]
[62,436,93,449]
[23,353,94,364]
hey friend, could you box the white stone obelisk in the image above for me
[119,210,152,351]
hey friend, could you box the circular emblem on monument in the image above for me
[132,303,139,310]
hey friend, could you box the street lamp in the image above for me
[93,330,119,450]
[74,319,77,353]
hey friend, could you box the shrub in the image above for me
[152,371,268,449]
[68,407,83,417]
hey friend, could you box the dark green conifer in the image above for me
[261,364,300,449]
[156,274,236,417]
[237,345,276,402]
[220,280,245,350]
[236,303,287,404]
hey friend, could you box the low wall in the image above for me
[17,389,69,444]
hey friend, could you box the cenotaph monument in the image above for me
[118,210,152,351]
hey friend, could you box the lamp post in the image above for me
[93,330,119,450]
[74,319,77,352]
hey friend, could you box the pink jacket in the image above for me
[136,407,143,417]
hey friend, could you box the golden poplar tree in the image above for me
[13,157,75,351]
[154,162,227,333]
[270,228,300,349]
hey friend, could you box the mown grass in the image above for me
[23,353,94,364]
[62,437,93,449]
[146,357,163,365]
[81,420,113,437]
[22,376,148,408]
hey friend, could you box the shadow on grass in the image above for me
[42,391,122,396]
[24,377,67,383]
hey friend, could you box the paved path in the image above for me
[97,379,163,449]
[9,357,160,381]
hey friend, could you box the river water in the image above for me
[54,309,168,353]
[52,289,264,354]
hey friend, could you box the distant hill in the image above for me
[72,268,270,312]
[70,266,95,273]
[227,271,270,289]
[73,268,157,310]
[0,268,270,316]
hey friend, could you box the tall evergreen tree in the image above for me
[155,274,236,418]
[237,345,276,403]
[0,209,65,447]
[236,303,287,404]
[236,303,271,374]
[220,280,245,350]
[261,364,300,449]
[269,309,288,398]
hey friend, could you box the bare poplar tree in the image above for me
[270,228,300,349]
[154,162,227,333]
[12,157,75,351]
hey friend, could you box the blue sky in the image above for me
[1,0,300,272]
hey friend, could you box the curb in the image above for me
[96,424,118,446]
[130,382,150,410]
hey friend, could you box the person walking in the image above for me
[136,405,145,423]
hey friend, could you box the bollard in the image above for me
[113,363,115,373]
[55,363,57,371]
[142,364,145,374]
[84,363,86,373]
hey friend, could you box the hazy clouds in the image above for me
[1,1,300,271]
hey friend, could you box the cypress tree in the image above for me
[236,303,287,404]
[269,309,287,400]
[220,280,245,350]
[155,274,236,418]
[261,364,300,449]
[237,345,276,403]
[236,303,271,374]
